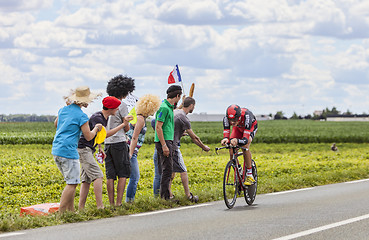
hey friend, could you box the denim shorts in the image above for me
[54,156,80,184]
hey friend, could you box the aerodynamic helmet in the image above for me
[226,104,241,121]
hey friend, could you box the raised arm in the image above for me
[81,122,102,141]
[106,115,133,138]
[186,128,210,152]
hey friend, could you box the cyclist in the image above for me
[221,104,258,186]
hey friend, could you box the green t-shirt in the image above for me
[154,99,174,142]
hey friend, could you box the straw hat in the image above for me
[66,86,101,104]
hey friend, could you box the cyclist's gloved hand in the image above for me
[221,138,229,146]
[230,138,238,147]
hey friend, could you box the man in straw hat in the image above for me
[52,86,102,212]
[105,75,135,207]
[78,96,131,210]
[154,85,182,200]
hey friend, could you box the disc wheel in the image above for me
[244,159,258,205]
[223,161,238,209]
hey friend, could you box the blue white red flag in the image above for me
[168,65,182,84]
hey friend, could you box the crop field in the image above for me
[2,120,369,144]
[0,120,369,232]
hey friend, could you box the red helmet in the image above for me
[226,104,241,121]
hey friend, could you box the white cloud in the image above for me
[13,21,86,49]
[1,0,369,116]
[156,0,223,24]
[68,49,82,57]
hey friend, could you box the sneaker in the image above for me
[244,175,256,186]
[189,192,199,203]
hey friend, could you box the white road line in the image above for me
[344,179,369,184]
[267,178,369,196]
[272,213,369,240]
[0,232,25,238]
[266,187,314,196]
[131,203,213,217]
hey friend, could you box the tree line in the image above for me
[0,114,56,122]
[274,107,368,120]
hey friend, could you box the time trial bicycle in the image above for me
[215,144,258,209]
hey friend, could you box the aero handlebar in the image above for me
[215,144,248,155]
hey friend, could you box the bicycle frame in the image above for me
[216,145,249,190]
[218,144,258,208]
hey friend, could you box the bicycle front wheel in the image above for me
[244,159,258,205]
[223,160,237,209]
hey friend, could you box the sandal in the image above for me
[189,192,199,203]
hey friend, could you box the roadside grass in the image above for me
[1,142,369,232]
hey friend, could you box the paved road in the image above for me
[2,179,369,240]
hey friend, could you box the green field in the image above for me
[2,120,369,144]
[0,120,369,232]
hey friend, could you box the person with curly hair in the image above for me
[105,75,135,206]
[125,94,161,202]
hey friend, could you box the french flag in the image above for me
[168,65,182,84]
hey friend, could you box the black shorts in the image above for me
[104,142,130,180]
[172,148,187,173]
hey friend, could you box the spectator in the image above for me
[52,86,102,212]
[77,96,129,210]
[171,97,210,202]
[151,119,161,197]
[126,94,161,202]
[154,85,182,200]
[105,75,135,206]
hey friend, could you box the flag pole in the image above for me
[176,64,186,96]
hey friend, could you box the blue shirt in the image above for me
[52,104,89,159]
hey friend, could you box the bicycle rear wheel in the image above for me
[244,159,258,205]
[223,160,237,209]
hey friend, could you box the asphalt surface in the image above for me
[2,179,369,240]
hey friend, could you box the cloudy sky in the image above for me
[1,0,369,117]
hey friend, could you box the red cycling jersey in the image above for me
[223,108,258,145]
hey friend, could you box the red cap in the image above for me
[102,96,121,109]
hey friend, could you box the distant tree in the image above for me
[331,107,339,115]
[274,111,284,120]
[343,109,352,115]
[290,112,299,120]
[320,106,340,119]
[304,114,312,119]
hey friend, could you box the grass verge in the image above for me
[1,142,369,232]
